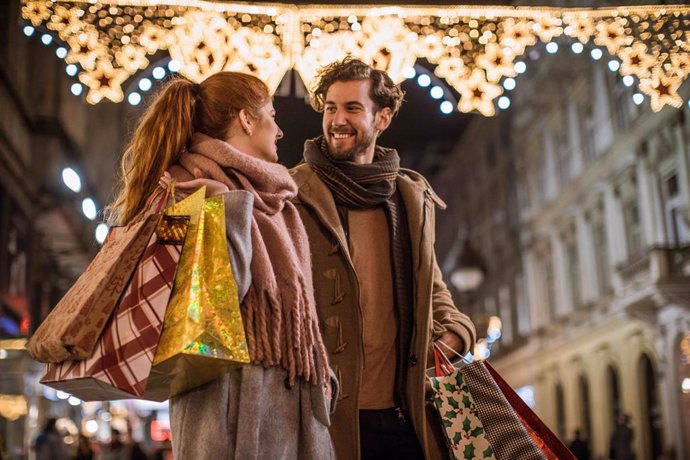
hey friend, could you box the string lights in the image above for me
[20,1,690,116]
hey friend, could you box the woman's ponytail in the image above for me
[106,78,198,225]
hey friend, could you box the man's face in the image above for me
[321,80,382,162]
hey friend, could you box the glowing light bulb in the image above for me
[82,198,97,220]
[417,74,431,87]
[440,101,453,114]
[95,223,109,244]
[62,168,82,192]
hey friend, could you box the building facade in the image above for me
[433,41,690,459]
[1,1,134,456]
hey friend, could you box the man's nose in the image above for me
[331,108,347,126]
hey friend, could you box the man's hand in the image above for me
[432,331,464,363]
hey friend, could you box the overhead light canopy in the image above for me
[20,1,690,114]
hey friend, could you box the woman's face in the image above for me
[247,101,283,162]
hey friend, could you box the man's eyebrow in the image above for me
[324,100,364,106]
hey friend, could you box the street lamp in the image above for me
[450,239,486,293]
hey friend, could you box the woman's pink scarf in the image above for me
[170,133,328,385]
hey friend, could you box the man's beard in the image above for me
[325,127,376,161]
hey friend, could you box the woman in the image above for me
[106,72,335,459]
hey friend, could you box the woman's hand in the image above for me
[159,169,230,198]
[325,380,332,402]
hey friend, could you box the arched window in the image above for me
[607,365,621,425]
[555,382,566,440]
[640,354,662,459]
[579,374,592,440]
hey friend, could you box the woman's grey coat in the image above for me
[169,190,336,460]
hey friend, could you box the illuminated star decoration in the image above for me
[619,42,657,79]
[476,43,517,82]
[139,25,174,54]
[457,69,504,116]
[531,15,564,43]
[65,29,106,72]
[79,60,129,104]
[638,68,684,112]
[21,0,49,27]
[499,18,537,55]
[593,19,633,55]
[669,53,690,78]
[18,2,690,113]
[562,13,597,44]
[115,44,149,74]
[434,57,468,86]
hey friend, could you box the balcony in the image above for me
[616,245,690,320]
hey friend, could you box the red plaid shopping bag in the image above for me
[41,214,189,401]
[27,215,159,363]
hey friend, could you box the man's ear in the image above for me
[238,108,254,136]
[375,107,393,133]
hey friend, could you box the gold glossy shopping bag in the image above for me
[148,187,250,399]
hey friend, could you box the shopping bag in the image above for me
[40,211,190,401]
[27,214,160,363]
[428,344,575,460]
[148,187,250,398]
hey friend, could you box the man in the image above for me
[290,58,476,459]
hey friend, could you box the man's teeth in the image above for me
[332,133,353,139]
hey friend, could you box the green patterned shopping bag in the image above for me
[428,344,575,460]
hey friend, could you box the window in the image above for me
[592,222,611,295]
[623,200,643,257]
[581,103,597,163]
[640,355,663,459]
[557,107,571,184]
[608,365,621,423]
[544,256,558,321]
[663,173,690,245]
[610,73,637,133]
[579,374,592,440]
[515,272,531,336]
[499,284,513,345]
[555,383,566,441]
[566,238,582,308]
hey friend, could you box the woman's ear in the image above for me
[238,108,254,136]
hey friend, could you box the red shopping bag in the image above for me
[429,344,575,460]
[41,212,189,401]
[27,215,160,363]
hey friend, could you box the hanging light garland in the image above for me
[20,1,690,115]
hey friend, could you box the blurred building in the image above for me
[0,1,135,457]
[433,40,690,459]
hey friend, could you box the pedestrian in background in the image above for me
[609,413,635,460]
[74,433,94,460]
[33,418,68,460]
[569,429,591,460]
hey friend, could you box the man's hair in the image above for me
[310,57,405,116]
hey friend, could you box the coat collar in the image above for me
[290,163,348,247]
[291,163,446,248]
